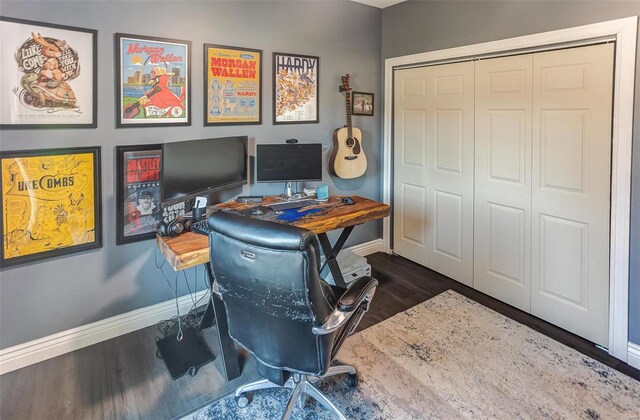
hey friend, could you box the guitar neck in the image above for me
[346,91,353,138]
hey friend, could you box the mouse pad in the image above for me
[276,207,322,222]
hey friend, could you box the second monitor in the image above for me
[256,143,322,184]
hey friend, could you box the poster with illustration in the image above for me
[205,44,261,125]
[0,17,97,129]
[273,52,318,124]
[0,147,102,267]
[115,33,190,127]
[116,145,163,244]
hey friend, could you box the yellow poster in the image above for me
[205,44,261,125]
[1,149,100,266]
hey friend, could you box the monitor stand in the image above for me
[283,182,305,200]
[285,181,293,199]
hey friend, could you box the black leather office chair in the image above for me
[208,212,377,419]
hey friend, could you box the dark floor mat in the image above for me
[156,326,214,380]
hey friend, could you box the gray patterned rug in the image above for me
[187,291,640,419]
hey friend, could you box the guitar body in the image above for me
[329,126,367,179]
[329,74,368,179]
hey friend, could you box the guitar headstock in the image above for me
[339,74,351,93]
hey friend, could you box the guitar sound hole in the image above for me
[346,137,355,147]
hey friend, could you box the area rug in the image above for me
[187,290,640,419]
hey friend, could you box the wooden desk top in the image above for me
[156,195,390,271]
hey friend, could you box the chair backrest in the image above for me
[208,212,338,377]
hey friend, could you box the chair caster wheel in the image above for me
[236,393,251,408]
[348,373,358,387]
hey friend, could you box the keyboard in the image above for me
[268,199,318,212]
[189,209,243,235]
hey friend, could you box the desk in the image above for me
[156,195,390,381]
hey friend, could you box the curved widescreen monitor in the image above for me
[161,136,248,205]
[256,143,322,182]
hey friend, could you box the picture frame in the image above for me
[115,33,191,128]
[273,52,319,124]
[115,144,163,245]
[204,44,262,126]
[0,146,102,267]
[0,16,97,129]
[352,91,374,116]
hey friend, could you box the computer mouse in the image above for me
[342,197,355,205]
[247,206,272,216]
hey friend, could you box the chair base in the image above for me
[234,365,356,420]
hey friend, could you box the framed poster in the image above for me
[116,145,163,245]
[272,52,318,124]
[0,17,97,129]
[115,33,191,128]
[352,91,374,116]
[0,147,102,267]
[204,44,262,126]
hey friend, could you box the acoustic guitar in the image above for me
[329,74,367,179]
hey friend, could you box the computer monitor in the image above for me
[256,143,323,183]
[161,136,248,206]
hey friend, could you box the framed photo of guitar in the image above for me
[329,74,367,179]
[352,91,374,116]
[115,33,191,128]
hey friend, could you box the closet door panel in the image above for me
[531,43,613,346]
[394,68,429,266]
[474,55,532,311]
[434,190,463,260]
[424,62,475,286]
[487,203,526,283]
[394,62,474,286]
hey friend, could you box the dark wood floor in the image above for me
[1,252,638,419]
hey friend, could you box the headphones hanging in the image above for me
[157,219,186,237]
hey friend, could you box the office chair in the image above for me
[208,212,378,420]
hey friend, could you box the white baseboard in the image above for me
[348,238,385,257]
[628,342,640,370]
[0,239,385,375]
[0,290,208,375]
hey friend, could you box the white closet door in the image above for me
[394,67,430,267]
[531,43,613,346]
[474,55,533,312]
[425,62,475,285]
[394,62,475,286]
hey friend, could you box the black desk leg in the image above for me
[317,225,354,289]
[200,262,241,381]
[200,298,215,329]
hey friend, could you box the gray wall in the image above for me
[382,1,640,345]
[0,1,382,349]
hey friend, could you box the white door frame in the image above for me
[382,16,637,362]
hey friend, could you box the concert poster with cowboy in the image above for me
[119,147,163,242]
[0,17,97,129]
[115,33,190,127]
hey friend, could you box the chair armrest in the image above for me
[312,276,378,335]
[337,276,378,312]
